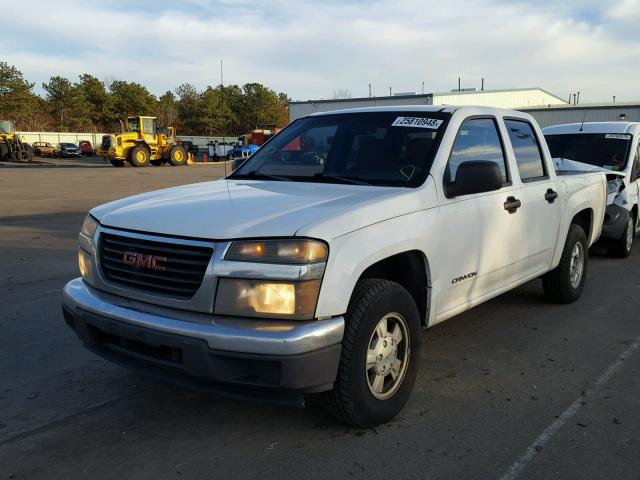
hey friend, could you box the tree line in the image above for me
[0,62,290,135]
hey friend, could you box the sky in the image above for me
[2,0,640,103]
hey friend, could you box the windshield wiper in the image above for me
[231,171,291,181]
[312,173,371,186]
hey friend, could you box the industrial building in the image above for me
[289,87,568,121]
[289,88,640,129]
[521,102,640,128]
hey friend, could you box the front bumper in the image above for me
[62,278,344,403]
[601,204,630,240]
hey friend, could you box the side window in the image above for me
[633,144,640,181]
[447,118,508,183]
[505,119,546,181]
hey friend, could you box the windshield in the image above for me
[545,133,632,172]
[127,117,140,132]
[230,112,450,187]
[0,120,14,134]
[61,143,76,147]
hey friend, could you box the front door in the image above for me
[435,117,523,320]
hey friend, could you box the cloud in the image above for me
[1,0,639,103]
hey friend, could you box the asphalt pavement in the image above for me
[1,163,639,479]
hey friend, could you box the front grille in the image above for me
[98,232,213,298]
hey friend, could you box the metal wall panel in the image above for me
[522,106,640,128]
[289,95,433,121]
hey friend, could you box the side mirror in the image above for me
[446,161,503,197]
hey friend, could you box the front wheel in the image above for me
[542,224,588,304]
[608,214,634,258]
[322,279,421,427]
[129,146,150,167]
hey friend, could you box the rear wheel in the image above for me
[608,214,634,258]
[109,159,125,168]
[542,224,588,303]
[168,145,187,166]
[322,279,421,427]
[0,143,9,161]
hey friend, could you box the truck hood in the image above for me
[553,157,626,178]
[91,179,429,240]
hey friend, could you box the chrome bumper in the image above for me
[62,278,345,356]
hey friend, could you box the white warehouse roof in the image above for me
[289,87,568,121]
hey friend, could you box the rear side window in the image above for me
[447,118,508,182]
[505,120,546,181]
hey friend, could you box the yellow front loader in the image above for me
[0,120,33,162]
[98,116,187,167]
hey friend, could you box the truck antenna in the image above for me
[579,110,587,132]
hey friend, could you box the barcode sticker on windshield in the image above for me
[391,117,443,129]
[605,134,631,140]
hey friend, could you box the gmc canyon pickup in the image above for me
[63,106,606,427]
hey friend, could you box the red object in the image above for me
[203,153,208,163]
[122,251,166,271]
[79,141,94,155]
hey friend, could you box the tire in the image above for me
[168,145,187,166]
[128,145,150,167]
[150,160,163,166]
[542,224,588,304]
[322,279,421,427]
[0,142,9,161]
[109,159,125,168]
[608,213,635,258]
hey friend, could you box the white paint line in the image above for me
[497,334,640,480]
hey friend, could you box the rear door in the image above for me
[435,117,524,317]
[503,118,561,274]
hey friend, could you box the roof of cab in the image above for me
[543,122,640,135]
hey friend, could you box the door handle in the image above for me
[545,188,558,204]
[503,196,521,214]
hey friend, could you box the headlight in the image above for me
[607,180,619,195]
[226,239,328,264]
[214,278,321,320]
[80,215,98,239]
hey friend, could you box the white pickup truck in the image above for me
[63,106,606,427]
[544,122,640,257]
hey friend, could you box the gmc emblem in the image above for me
[122,251,167,271]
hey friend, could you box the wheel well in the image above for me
[571,209,593,240]
[358,251,430,325]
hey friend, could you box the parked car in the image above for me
[32,141,57,157]
[78,140,95,156]
[544,122,640,257]
[58,143,82,157]
[63,106,606,427]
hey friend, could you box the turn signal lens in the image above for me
[78,249,90,277]
[80,215,98,239]
[226,239,328,264]
[215,278,321,319]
